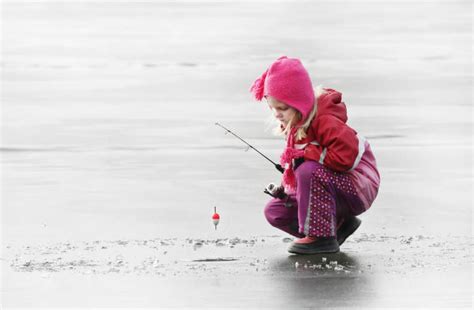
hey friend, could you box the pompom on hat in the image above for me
[250,56,315,121]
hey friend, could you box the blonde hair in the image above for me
[267,85,326,140]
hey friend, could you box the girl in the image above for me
[250,56,380,254]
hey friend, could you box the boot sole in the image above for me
[288,243,340,255]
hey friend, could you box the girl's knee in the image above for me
[296,160,322,177]
[296,160,327,184]
[263,199,279,225]
[264,199,290,227]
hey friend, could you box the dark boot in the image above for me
[288,237,340,255]
[337,216,361,246]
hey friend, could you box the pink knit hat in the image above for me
[250,56,315,121]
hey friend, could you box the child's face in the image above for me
[266,96,299,126]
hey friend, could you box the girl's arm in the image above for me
[303,115,359,172]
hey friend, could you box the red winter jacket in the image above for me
[293,88,364,172]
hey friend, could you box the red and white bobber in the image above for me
[212,206,220,230]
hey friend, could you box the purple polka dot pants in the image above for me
[264,161,365,238]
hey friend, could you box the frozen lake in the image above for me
[1,0,472,308]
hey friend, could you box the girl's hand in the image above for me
[263,183,287,199]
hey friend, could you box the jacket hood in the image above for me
[316,88,348,123]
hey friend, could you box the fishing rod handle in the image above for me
[275,164,284,174]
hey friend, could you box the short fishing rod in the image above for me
[215,122,284,174]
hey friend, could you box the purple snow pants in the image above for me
[264,161,366,238]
